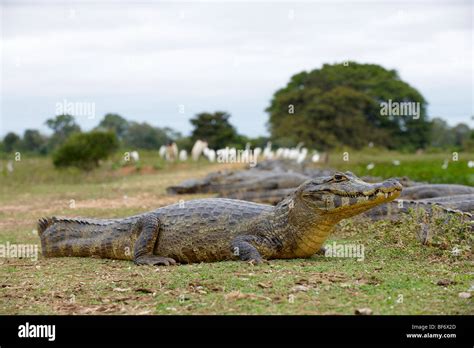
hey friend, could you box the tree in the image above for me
[2,132,21,153]
[22,129,47,154]
[462,130,474,151]
[190,111,240,149]
[96,113,129,140]
[52,131,119,170]
[429,118,455,148]
[452,123,470,148]
[248,136,270,149]
[123,122,170,150]
[266,62,430,150]
[45,114,81,149]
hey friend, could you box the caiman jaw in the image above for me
[324,180,402,216]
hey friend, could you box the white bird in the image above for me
[312,154,320,163]
[130,151,140,162]
[158,145,166,158]
[366,163,375,170]
[468,161,474,168]
[206,149,216,162]
[276,148,284,159]
[392,160,400,166]
[6,160,14,173]
[263,142,274,160]
[253,147,262,159]
[441,160,448,170]
[179,149,188,161]
[191,140,208,161]
[296,148,308,164]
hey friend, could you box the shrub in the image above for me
[52,131,119,170]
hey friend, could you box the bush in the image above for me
[52,131,119,170]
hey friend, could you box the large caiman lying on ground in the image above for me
[38,172,401,265]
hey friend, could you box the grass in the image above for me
[0,150,473,315]
[326,148,474,185]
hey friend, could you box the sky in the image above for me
[1,0,472,138]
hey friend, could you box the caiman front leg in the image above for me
[231,235,277,264]
[315,246,327,255]
[133,215,176,266]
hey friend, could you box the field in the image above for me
[0,151,473,315]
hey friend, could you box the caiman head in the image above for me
[295,171,402,220]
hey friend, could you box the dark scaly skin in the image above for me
[417,194,474,213]
[210,173,308,200]
[166,171,309,195]
[363,199,473,220]
[38,172,402,266]
[400,184,474,200]
[226,188,295,204]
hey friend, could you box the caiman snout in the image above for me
[382,178,403,191]
[373,178,403,193]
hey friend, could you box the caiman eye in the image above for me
[333,173,346,182]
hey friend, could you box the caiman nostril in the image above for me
[383,179,402,190]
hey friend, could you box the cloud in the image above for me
[1,0,472,136]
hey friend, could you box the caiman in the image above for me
[38,172,401,266]
[400,184,474,200]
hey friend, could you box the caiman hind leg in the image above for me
[133,215,176,266]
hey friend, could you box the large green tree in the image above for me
[190,111,240,149]
[266,62,430,150]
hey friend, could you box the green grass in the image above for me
[0,150,472,315]
[324,149,474,185]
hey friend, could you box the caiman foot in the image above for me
[248,257,267,265]
[134,255,177,266]
[314,247,327,256]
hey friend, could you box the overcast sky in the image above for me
[1,0,472,137]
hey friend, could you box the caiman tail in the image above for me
[37,216,133,260]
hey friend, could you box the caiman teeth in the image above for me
[334,188,399,199]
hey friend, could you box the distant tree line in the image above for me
[0,112,267,169]
[0,111,269,156]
